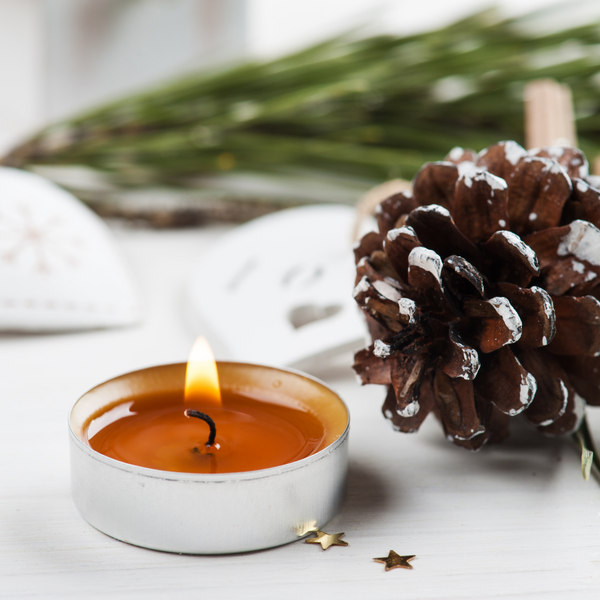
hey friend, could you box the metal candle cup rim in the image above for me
[69,361,350,481]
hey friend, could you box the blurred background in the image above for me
[0,0,247,152]
[2,0,600,224]
[0,0,588,144]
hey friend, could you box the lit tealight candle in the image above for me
[69,339,349,554]
[86,338,328,474]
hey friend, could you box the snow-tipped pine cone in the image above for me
[353,141,600,450]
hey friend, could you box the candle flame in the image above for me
[185,337,221,406]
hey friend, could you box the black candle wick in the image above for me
[184,409,217,447]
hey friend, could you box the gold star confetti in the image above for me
[294,520,318,537]
[373,550,416,571]
[305,530,348,550]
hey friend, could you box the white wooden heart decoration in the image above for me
[0,167,140,331]
[186,204,367,368]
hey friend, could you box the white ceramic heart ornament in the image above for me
[187,204,367,368]
[0,167,140,331]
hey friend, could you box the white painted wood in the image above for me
[1,223,600,598]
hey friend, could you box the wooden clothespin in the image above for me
[524,78,577,149]
[352,178,412,241]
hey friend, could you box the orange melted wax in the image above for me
[86,390,326,474]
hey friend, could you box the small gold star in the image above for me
[294,520,318,537]
[373,550,416,571]
[305,530,348,550]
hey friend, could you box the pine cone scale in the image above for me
[519,350,571,426]
[432,371,484,441]
[474,347,536,416]
[508,157,572,234]
[547,295,600,356]
[377,192,419,234]
[384,226,420,282]
[556,354,600,406]
[475,141,526,182]
[531,146,588,180]
[538,391,584,436]
[383,383,435,433]
[406,247,454,317]
[353,276,404,334]
[442,255,485,299]
[354,347,392,385]
[461,297,522,353]
[495,283,555,349]
[525,220,600,296]
[354,231,384,265]
[405,205,481,267]
[481,231,539,287]
[453,171,509,244]
[391,354,426,411]
[412,162,458,210]
[570,179,600,228]
[439,335,480,380]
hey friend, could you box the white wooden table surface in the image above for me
[1,224,600,599]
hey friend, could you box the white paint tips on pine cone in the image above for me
[353,141,600,450]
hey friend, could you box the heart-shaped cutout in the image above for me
[288,304,343,329]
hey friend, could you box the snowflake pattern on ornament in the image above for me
[0,201,84,273]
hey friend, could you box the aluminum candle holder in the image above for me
[69,362,349,554]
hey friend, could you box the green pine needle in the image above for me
[574,415,600,482]
[4,5,600,208]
